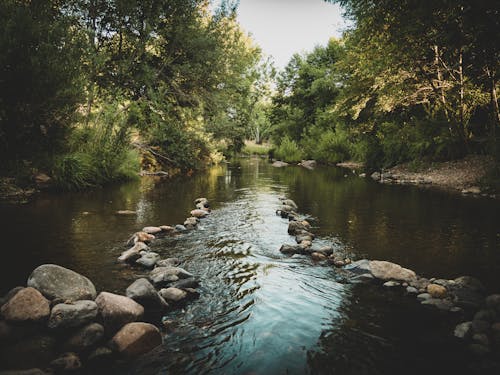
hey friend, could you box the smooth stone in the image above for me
[125,278,169,311]
[383,281,400,287]
[417,293,431,301]
[149,267,194,287]
[184,217,198,228]
[136,252,161,269]
[295,234,313,244]
[371,172,381,181]
[142,226,162,235]
[299,160,317,170]
[194,197,208,205]
[427,284,447,298]
[64,323,104,352]
[282,199,298,209]
[48,300,98,329]
[288,221,310,235]
[311,252,327,261]
[27,264,96,301]
[344,259,371,275]
[175,225,187,232]
[170,278,200,289]
[471,319,491,334]
[333,260,345,267]
[317,246,334,256]
[159,287,187,303]
[49,352,81,372]
[454,321,472,339]
[406,286,418,294]
[409,278,430,291]
[116,210,136,215]
[0,286,24,307]
[300,240,312,248]
[87,346,114,366]
[118,247,142,263]
[159,225,175,233]
[369,260,416,282]
[110,322,162,357]
[156,258,181,267]
[1,287,50,323]
[190,209,209,218]
[272,161,289,167]
[95,292,144,333]
[279,244,304,255]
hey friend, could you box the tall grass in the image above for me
[275,136,303,162]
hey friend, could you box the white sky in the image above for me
[235,0,348,69]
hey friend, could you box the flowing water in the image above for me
[1,158,499,374]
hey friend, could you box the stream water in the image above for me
[1,158,499,374]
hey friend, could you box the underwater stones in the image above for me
[27,264,96,302]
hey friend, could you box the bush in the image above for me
[275,136,303,162]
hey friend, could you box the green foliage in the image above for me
[275,136,303,163]
[241,142,272,156]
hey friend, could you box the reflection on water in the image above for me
[1,158,499,374]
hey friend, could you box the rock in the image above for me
[125,278,169,311]
[299,240,312,248]
[159,287,188,303]
[175,225,187,232]
[64,323,104,352]
[311,252,327,261]
[48,300,98,329]
[156,258,181,267]
[351,273,375,283]
[316,246,333,256]
[33,173,52,189]
[194,197,209,205]
[472,333,490,347]
[288,221,311,235]
[333,260,345,267]
[454,321,472,339]
[118,242,149,263]
[417,293,431,301]
[0,286,24,307]
[282,199,298,209]
[421,298,454,311]
[383,281,400,287]
[0,335,56,370]
[427,284,447,298]
[299,160,316,170]
[184,217,198,228]
[1,287,50,323]
[110,322,162,357]
[95,292,144,333]
[49,352,81,372]
[344,259,371,275]
[461,186,481,195]
[170,278,200,289]
[471,319,490,334]
[159,225,175,233]
[485,294,500,313]
[142,226,162,235]
[409,278,430,291]
[473,309,496,323]
[116,210,136,216]
[431,279,450,287]
[87,346,114,367]
[449,276,485,310]
[453,276,485,292]
[136,252,161,269]
[406,286,418,294]
[279,244,304,255]
[359,173,366,178]
[190,209,209,218]
[295,234,313,244]
[27,264,96,301]
[149,267,194,287]
[369,260,416,282]
[272,161,288,167]
[134,231,155,244]
[371,172,381,181]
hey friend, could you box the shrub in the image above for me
[275,136,303,162]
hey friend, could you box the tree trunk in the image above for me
[434,45,450,127]
[457,48,468,152]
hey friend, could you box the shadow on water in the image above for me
[1,157,499,374]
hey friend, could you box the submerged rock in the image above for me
[170,278,200,289]
[48,300,98,329]
[27,264,96,301]
[110,322,162,357]
[95,292,144,333]
[1,287,50,323]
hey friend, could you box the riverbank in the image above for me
[338,155,498,197]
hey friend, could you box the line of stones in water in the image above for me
[0,197,211,374]
[276,197,500,361]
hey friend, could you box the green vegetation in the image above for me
[269,1,500,170]
[241,141,273,156]
[0,0,266,189]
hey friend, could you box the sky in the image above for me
[234,0,348,70]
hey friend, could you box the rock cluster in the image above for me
[0,265,162,373]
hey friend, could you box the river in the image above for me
[1,157,499,374]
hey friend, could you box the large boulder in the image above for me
[125,278,169,311]
[369,260,416,282]
[1,287,50,323]
[149,267,194,287]
[279,244,304,255]
[95,292,144,333]
[110,322,162,357]
[48,300,98,329]
[64,323,104,352]
[27,264,96,301]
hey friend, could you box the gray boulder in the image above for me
[110,322,162,357]
[175,224,187,232]
[170,278,200,289]
[125,278,169,311]
[48,300,98,329]
[1,287,50,323]
[344,259,371,275]
[272,161,288,167]
[118,242,149,263]
[149,267,194,287]
[159,287,188,303]
[135,252,161,268]
[27,264,96,301]
[95,292,144,333]
[279,244,304,255]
